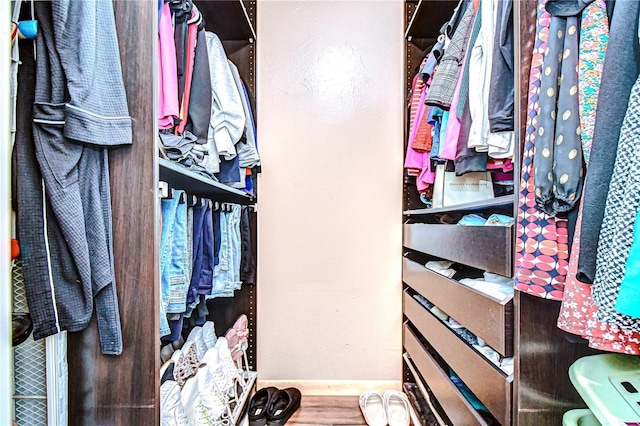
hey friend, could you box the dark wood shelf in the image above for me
[404,296,513,425]
[405,0,459,41]
[404,330,491,426]
[198,0,256,41]
[404,195,515,216]
[403,223,513,276]
[403,257,514,356]
[159,158,256,204]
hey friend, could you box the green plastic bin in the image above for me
[562,409,601,426]
[569,354,640,426]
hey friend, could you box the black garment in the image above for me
[488,0,515,132]
[185,28,212,145]
[213,209,222,266]
[14,41,66,340]
[455,98,488,175]
[532,8,583,216]
[240,207,256,285]
[577,0,640,284]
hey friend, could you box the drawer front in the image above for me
[404,325,488,426]
[403,257,513,357]
[403,223,513,276]
[404,293,512,425]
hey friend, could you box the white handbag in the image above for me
[432,163,494,208]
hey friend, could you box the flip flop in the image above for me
[248,387,278,426]
[266,387,301,426]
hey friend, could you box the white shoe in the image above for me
[160,380,190,426]
[383,390,411,426]
[359,390,386,426]
[202,321,217,349]
[181,371,227,426]
[186,326,207,360]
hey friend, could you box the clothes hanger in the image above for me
[159,181,171,199]
[186,194,198,207]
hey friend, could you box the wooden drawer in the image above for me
[404,293,512,425]
[403,223,513,276]
[403,257,513,357]
[404,326,489,426]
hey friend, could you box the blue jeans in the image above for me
[211,204,242,298]
[159,191,190,336]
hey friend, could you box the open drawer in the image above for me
[404,292,512,425]
[403,257,513,357]
[404,326,490,426]
[403,223,513,276]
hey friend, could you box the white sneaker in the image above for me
[202,346,235,398]
[383,390,410,426]
[214,337,242,395]
[186,326,207,360]
[181,372,227,426]
[359,390,386,426]
[160,380,190,426]
[202,321,217,349]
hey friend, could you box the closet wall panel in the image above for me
[67,1,158,425]
[256,0,404,383]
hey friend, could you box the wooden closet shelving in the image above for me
[159,158,256,204]
[403,223,513,276]
[404,195,514,215]
[403,0,603,424]
[405,0,459,40]
[403,257,513,355]
[66,2,259,425]
[401,1,515,424]
[198,0,256,41]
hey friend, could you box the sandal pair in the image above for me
[359,390,411,426]
[248,387,302,426]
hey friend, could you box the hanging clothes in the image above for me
[514,0,570,301]
[229,61,261,170]
[615,209,640,319]
[185,23,213,146]
[204,31,246,172]
[453,5,488,174]
[532,0,585,216]
[576,0,640,284]
[425,0,475,109]
[158,1,180,129]
[486,0,514,159]
[175,7,200,135]
[558,1,640,355]
[592,73,640,332]
[19,0,132,355]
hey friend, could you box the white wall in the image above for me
[256,0,404,386]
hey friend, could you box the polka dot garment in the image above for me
[515,0,570,301]
[532,11,583,216]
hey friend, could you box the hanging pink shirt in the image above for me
[176,10,199,135]
[158,2,179,129]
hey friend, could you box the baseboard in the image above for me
[255,379,402,396]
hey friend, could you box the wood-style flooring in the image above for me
[286,395,367,425]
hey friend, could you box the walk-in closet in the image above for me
[5,0,640,425]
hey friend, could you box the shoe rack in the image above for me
[401,1,601,425]
[64,2,259,425]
